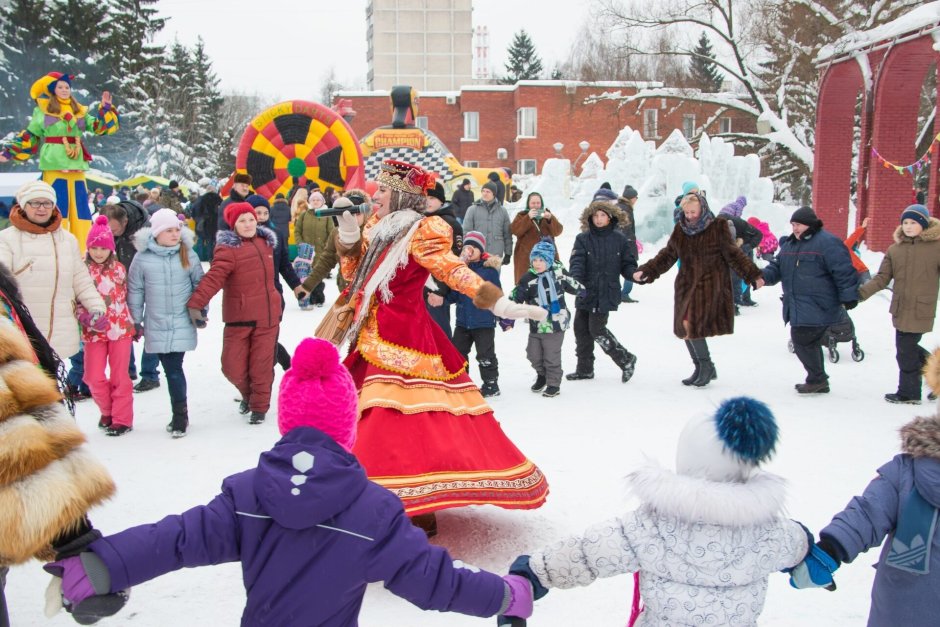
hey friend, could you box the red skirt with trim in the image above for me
[345,351,549,516]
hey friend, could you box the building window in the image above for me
[517,159,537,175]
[416,116,428,130]
[463,112,479,140]
[516,107,537,138]
[463,160,479,168]
[720,117,732,134]
[643,109,658,139]
[683,114,696,139]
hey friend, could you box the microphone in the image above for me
[314,203,369,218]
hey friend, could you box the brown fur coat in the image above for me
[637,217,762,339]
[0,324,114,565]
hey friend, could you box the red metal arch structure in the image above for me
[813,4,940,251]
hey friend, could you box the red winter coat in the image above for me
[188,227,282,327]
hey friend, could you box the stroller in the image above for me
[788,307,865,363]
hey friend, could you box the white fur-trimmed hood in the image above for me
[133,225,196,253]
[628,461,789,526]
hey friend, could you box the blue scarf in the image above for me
[536,271,560,316]
[885,487,938,575]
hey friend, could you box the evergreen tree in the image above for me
[501,30,543,84]
[688,32,723,92]
[0,0,53,133]
[190,37,224,179]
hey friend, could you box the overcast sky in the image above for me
[155,0,594,101]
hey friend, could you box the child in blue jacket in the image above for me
[448,231,503,398]
[511,237,581,398]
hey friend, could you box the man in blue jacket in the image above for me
[762,206,858,393]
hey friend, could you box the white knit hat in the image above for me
[150,208,183,238]
[675,397,779,483]
[15,180,56,207]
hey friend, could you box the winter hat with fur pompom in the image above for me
[278,338,358,451]
[86,215,115,252]
[675,397,778,483]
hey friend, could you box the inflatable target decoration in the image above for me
[235,100,365,199]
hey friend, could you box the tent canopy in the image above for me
[0,172,41,205]
[120,174,190,197]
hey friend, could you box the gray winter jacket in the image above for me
[820,413,940,627]
[463,199,513,258]
[127,227,204,354]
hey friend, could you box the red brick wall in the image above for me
[337,84,756,173]
[812,61,865,238]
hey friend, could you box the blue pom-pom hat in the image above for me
[675,397,779,482]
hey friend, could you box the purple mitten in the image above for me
[498,318,515,332]
[91,312,109,332]
[45,556,95,607]
[76,311,94,328]
[502,574,533,619]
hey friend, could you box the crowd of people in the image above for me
[0,158,938,627]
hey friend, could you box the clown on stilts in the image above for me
[325,159,549,536]
[0,72,119,248]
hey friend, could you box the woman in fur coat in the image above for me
[501,397,815,626]
[634,192,763,387]
[0,320,116,626]
[796,347,940,626]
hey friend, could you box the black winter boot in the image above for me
[249,411,266,424]
[688,339,717,387]
[531,374,547,392]
[481,381,500,397]
[682,340,700,386]
[168,402,189,438]
[595,329,636,383]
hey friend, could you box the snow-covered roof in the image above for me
[818,1,940,63]
[336,80,664,98]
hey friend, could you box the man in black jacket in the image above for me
[190,185,222,262]
[567,199,638,383]
[217,172,252,232]
[450,178,475,222]
[424,182,463,340]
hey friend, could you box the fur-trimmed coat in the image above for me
[859,218,940,334]
[637,217,761,339]
[569,202,637,314]
[0,323,114,566]
[819,409,940,627]
[188,227,282,328]
[527,463,808,626]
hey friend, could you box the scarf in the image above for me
[342,210,424,345]
[678,208,715,236]
[885,486,938,575]
[10,206,63,234]
[536,271,561,315]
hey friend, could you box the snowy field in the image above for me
[8,232,932,626]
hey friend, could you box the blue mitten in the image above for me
[788,544,839,590]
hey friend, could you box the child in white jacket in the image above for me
[504,397,822,626]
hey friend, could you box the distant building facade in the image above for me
[336,80,757,175]
[367,0,473,91]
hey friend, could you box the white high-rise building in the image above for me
[366,0,473,91]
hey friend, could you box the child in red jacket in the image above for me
[77,216,137,436]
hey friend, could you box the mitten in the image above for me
[76,311,96,330]
[787,543,839,590]
[90,312,109,332]
[842,300,858,311]
[336,211,360,245]
[502,253,511,266]
[187,307,207,329]
[491,296,547,322]
[133,323,144,341]
[498,574,533,620]
[498,318,515,332]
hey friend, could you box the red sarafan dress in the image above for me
[339,212,548,515]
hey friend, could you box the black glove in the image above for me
[842,300,858,311]
[502,253,511,266]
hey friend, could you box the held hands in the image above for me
[787,544,839,591]
[336,210,360,245]
[498,574,534,623]
[133,323,143,341]
[44,553,128,623]
[491,296,547,322]
[632,271,645,283]
[187,307,207,329]
[754,277,765,290]
[843,300,858,310]
[78,311,108,332]
[427,293,445,307]
[293,285,308,301]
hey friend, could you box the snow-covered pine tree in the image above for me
[190,37,224,179]
[0,0,54,137]
[688,32,723,93]
[501,30,543,85]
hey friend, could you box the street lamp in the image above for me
[553,142,564,157]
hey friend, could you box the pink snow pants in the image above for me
[83,338,134,427]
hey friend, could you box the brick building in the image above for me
[334,80,755,175]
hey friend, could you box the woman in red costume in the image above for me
[331,160,549,535]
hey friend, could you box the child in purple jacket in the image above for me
[44,338,534,626]
[788,348,940,626]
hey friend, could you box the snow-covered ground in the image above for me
[8,232,933,626]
